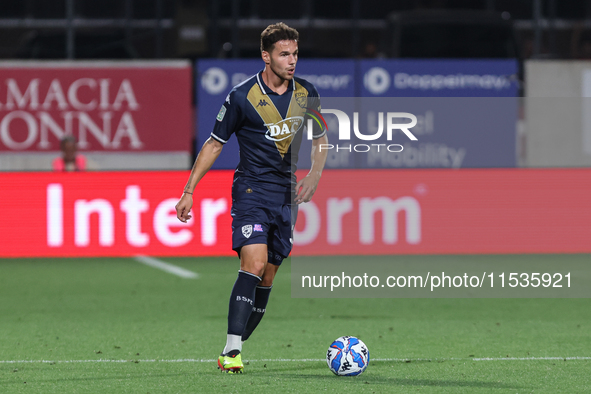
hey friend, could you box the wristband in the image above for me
[183,190,193,195]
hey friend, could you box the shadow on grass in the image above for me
[270,373,524,390]
[254,360,525,390]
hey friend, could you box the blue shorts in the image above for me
[231,183,297,266]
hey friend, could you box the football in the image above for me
[326,336,370,376]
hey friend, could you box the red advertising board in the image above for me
[297,169,591,255]
[0,169,590,257]
[0,62,192,152]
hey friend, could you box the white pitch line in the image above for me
[472,357,591,361]
[1,357,590,365]
[134,255,199,279]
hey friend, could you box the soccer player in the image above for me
[175,22,328,373]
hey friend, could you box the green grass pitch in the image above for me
[0,255,589,393]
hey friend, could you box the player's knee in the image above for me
[260,265,278,286]
[243,260,265,278]
[259,276,274,287]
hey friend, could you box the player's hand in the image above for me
[175,193,193,222]
[295,174,320,204]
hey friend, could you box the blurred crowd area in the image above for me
[3,0,591,172]
[1,0,591,60]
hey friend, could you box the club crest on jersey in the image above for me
[242,225,253,238]
[295,92,307,108]
[264,116,304,141]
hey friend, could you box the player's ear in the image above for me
[262,50,270,64]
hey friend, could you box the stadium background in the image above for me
[1,1,590,393]
[1,0,590,256]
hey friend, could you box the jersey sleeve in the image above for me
[305,86,327,139]
[211,89,242,144]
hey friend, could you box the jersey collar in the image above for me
[256,70,294,96]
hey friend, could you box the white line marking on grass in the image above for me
[134,255,198,279]
[1,357,589,365]
[472,357,591,361]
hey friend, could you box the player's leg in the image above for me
[227,245,268,344]
[242,203,295,342]
[241,260,279,342]
[219,243,267,373]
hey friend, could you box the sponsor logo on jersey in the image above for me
[247,80,310,157]
[253,224,263,232]
[256,99,268,107]
[264,116,304,141]
[242,224,252,238]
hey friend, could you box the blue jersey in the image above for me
[211,70,326,201]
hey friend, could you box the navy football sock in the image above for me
[241,285,272,341]
[227,270,261,338]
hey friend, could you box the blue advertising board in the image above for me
[359,59,519,97]
[315,97,517,169]
[354,60,518,168]
[196,59,518,170]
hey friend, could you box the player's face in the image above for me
[266,40,298,81]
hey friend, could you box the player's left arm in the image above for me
[295,134,328,204]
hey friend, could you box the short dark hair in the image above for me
[60,135,77,147]
[260,22,299,53]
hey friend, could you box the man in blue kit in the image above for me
[175,22,328,373]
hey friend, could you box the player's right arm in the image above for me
[175,87,242,223]
[175,137,223,223]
